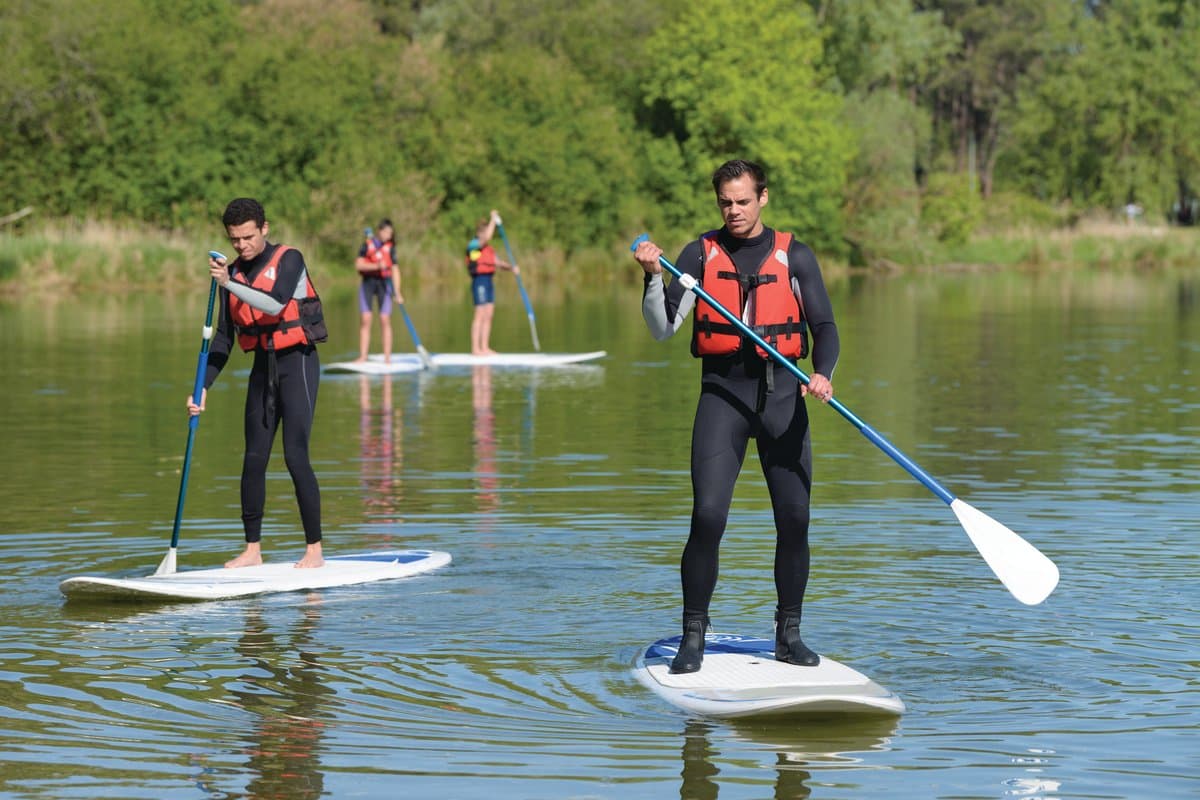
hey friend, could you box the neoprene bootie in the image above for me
[774,611,820,667]
[670,615,709,674]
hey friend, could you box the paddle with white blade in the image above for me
[631,234,1059,605]
[156,252,222,576]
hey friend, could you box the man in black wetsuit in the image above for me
[632,160,840,674]
[187,198,325,569]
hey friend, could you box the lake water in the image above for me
[1,266,1197,799]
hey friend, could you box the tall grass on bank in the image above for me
[2,218,1196,298]
[0,219,653,298]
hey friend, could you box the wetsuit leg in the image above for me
[755,371,813,617]
[240,353,278,544]
[276,347,322,544]
[682,381,755,617]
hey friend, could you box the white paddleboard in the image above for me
[633,633,905,718]
[325,351,607,373]
[323,359,425,375]
[60,549,451,602]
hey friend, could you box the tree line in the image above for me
[2,0,1196,266]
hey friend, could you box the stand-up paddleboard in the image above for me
[325,351,606,373]
[323,359,426,375]
[60,550,451,602]
[633,633,904,718]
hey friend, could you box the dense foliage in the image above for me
[1,0,1196,264]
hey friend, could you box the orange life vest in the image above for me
[363,236,394,279]
[467,242,497,276]
[693,231,808,360]
[229,245,319,352]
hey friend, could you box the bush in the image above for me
[921,172,982,245]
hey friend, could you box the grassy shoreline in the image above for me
[2,218,1197,298]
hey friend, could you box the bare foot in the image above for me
[295,543,324,569]
[225,543,263,569]
[353,355,367,363]
[482,348,498,356]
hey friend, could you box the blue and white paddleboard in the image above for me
[633,633,905,718]
[60,549,451,602]
[325,350,607,374]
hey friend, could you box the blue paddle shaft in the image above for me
[398,303,422,345]
[630,234,955,506]
[170,273,220,548]
[496,221,541,351]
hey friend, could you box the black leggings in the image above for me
[683,365,812,619]
[241,346,322,545]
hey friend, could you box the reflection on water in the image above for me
[358,375,404,524]
[232,598,330,800]
[679,717,900,800]
[473,366,500,517]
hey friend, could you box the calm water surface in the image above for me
[1,267,1197,799]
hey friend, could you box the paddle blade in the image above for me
[416,345,435,370]
[951,499,1059,605]
[154,547,178,576]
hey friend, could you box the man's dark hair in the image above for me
[378,217,393,229]
[711,160,768,196]
[222,197,266,228]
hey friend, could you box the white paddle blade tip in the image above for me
[951,499,1059,605]
[154,548,178,576]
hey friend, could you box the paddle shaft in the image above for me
[170,275,218,549]
[630,234,955,505]
[495,220,541,351]
[395,299,434,368]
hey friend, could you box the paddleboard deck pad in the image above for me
[60,549,451,602]
[325,351,606,373]
[633,633,904,718]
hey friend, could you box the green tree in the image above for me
[639,0,852,252]
[811,0,956,260]
[1004,0,1200,218]
[923,0,1075,198]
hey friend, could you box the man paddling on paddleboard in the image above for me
[632,160,840,674]
[186,198,328,569]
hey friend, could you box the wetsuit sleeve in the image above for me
[789,241,839,378]
[223,248,307,315]
[642,240,701,340]
[203,287,234,390]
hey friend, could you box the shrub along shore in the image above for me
[1,216,1197,299]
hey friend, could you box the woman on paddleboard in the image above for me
[186,198,327,569]
[631,160,840,674]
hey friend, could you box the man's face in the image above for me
[716,174,767,238]
[226,220,269,260]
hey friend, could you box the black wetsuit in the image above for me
[642,226,840,621]
[205,243,322,545]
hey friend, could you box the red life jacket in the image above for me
[693,231,808,359]
[363,237,394,279]
[229,245,319,352]
[467,242,497,276]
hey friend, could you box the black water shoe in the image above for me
[670,616,709,674]
[775,612,820,667]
